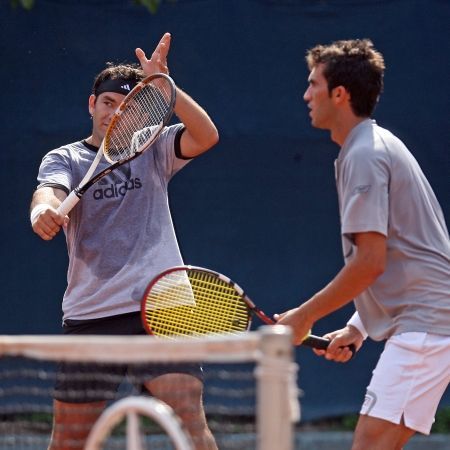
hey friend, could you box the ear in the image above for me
[332,86,349,104]
[88,94,96,115]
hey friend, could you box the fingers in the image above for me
[312,348,327,357]
[153,39,170,74]
[160,32,171,44]
[157,32,171,57]
[158,33,171,65]
[32,208,67,241]
[312,344,352,362]
[323,344,354,363]
[314,332,358,363]
[136,33,171,76]
[35,225,60,241]
[135,47,147,64]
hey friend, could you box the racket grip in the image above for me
[302,335,329,350]
[302,335,356,358]
[57,191,80,216]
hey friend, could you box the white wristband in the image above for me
[30,204,49,225]
[346,311,368,340]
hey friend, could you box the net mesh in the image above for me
[104,75,174,163]
[143,269,251,337]
[0,330,298,450]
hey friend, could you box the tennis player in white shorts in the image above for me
[276,39,450,450]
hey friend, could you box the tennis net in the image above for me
[0,325,299,450]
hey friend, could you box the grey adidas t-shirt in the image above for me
[37,124,191,321]
[335,119,450,340]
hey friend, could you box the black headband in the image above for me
[94,78,138,97]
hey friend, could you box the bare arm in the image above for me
[135,32,219,158]
[30,187,68,241]
[173,87,219,158]
[276,231,387,345]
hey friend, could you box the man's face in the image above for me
[89,92,126,140]
[303,64,335,130]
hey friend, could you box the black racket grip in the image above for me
[302,335,356,358]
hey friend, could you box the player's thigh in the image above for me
[53,398,106,423]
[146,372,205,415]
[361,332,450,435]
[352,415,415,450]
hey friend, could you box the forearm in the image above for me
[31,187,66,210]
[302,232,386,323]
[302,256,382,323]
[174,87,218,157]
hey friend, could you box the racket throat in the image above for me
[74,187,83,198]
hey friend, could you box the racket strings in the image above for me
[144,270,250,337]
[105,79,172,162]
[146,284,248,335]
[191,272,249,331]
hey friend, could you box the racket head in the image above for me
[103,73,176,163]
[141,266,259,338]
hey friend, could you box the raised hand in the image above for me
[135,32,171,77]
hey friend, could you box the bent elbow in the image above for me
[198,127,219,153]
[200,130,219,154]
[208,127,219,148]
[186,128,219,158]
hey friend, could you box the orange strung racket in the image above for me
[57,73,176,216]
[140,265,354,354]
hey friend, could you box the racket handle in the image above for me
[57,191,80,216]
[302,334,356,358]
[302,335,330,350]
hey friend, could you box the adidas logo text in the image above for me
[92,178,142,200]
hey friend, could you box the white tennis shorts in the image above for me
[360,332,450,435]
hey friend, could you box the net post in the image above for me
[255,325,299,450]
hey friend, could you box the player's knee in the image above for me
[351,432,373,450]
[352,415,383,449]
[352,414,415,450]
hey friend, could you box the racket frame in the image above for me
[57,73,176,216]
[140,265,336,351]
[141,265,257,336]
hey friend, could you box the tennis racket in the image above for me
[141,265,355,354]
[57,72,176,216]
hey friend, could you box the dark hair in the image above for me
[92,62,145,96]
[306,39,385,117]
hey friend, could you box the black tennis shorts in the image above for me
[53,311,203,403]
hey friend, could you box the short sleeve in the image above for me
[37,148,73,194]
[340,145,390,238]
[152,124,191,181]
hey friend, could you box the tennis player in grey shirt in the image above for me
[337,118,449,341]
[30,33,219,450]
[276,39,449,450]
